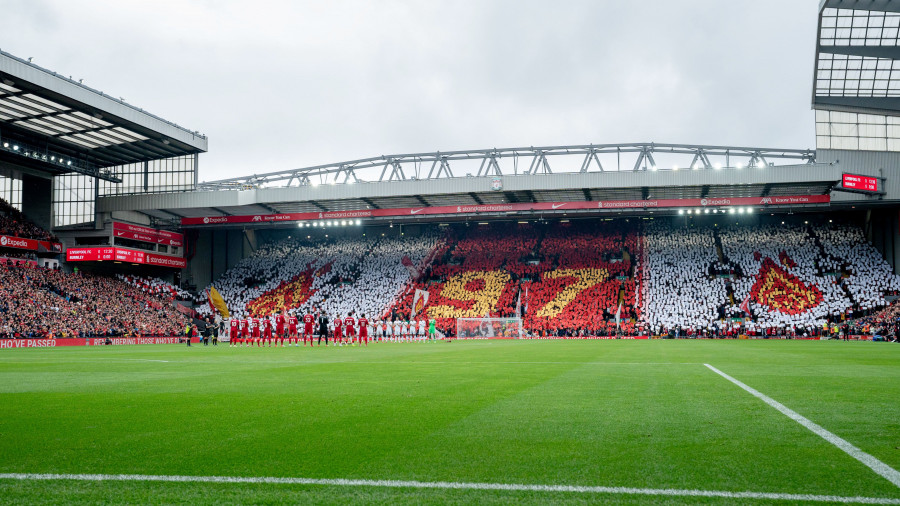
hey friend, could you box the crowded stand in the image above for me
[197,233,441,323]
[642,223,724,333]
[117,274,194,301]
[391,222,638,337]
[0,264,191,339]
[642,221,900,338]
[0,197,57,242]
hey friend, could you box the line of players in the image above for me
[228,309,436,347]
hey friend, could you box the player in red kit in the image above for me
[333,313,343,345]
[250,317,261,346]
[275,311,286,344]
[344,312,356,344]
[287,313,299,345]
[358,313,369,347]
[229,318,239,346]
[239,318,249,347]
[303,312,314,346]
[263,316,274,346]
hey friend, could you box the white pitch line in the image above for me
[0,473,899,504]
[705,364,900,489]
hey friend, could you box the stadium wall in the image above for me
[189,228,256,290]
[22,174,52,232]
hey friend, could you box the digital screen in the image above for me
[842,173,879,192]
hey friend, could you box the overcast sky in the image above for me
[2,0,818,181]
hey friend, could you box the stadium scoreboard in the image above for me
[841,173,880,193]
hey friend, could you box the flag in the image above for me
[208,286,230,318]
[401,255,421,281]
[411,288,429,317]
[515,289,522,318]
[739,294,751,316]
[615,302,622,328]
[524,286,529,314]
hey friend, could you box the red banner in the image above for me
[113,222,184,247]
[0,337,199,349]
[0,234,62,253]
[181,195,832,226]
[66,247,186,269]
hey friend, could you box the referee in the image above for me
[317,310,330,346]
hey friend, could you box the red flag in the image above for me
[206,289,216,314]
[739,294,751,316]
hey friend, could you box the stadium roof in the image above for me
[814,0,900,114]
[0,50,207,181]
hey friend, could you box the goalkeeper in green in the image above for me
[428,317,437,342]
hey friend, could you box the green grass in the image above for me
[0,340,898,504]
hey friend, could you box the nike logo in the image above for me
[410,208,425,214]
[552,203,565,209]
[117,232,125,236]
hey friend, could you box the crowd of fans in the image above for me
[391,222,638,335]
[0,197,57,242]
[128,218,900,342]
[642,221,900,337]
[197,234,441,322]
[0,264,191,339]
[117,274,194,301]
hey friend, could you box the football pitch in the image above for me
[0,340,898,505]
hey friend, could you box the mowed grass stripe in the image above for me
[1,340,899,504]
[2,473,900,504]
[705,363,900,489]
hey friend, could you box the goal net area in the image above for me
[455,318,523,339]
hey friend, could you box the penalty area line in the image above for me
[705,363,900,490]
[1,473,900,504]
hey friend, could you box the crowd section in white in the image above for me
[116,274,192,300]
[197,233,440,320]
[641,224,724,329]
[816,224,900,310]
[642,221,900,332]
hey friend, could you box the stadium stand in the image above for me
[175,218,900,339]
[0,197,57,242]
[197,233,441,320]
[0,265,191,339]
[117,274,194,301]
[389,222,637,336]
[642,221,900,337]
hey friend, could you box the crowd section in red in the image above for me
[0,264,191,339]
[0,197,57,243]
[389,222,638,337]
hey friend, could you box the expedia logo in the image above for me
[203,217,210,224]
[597,202,603,208]
[318,213,323,219]
[0,237,6,246]
[700,199,708,206]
